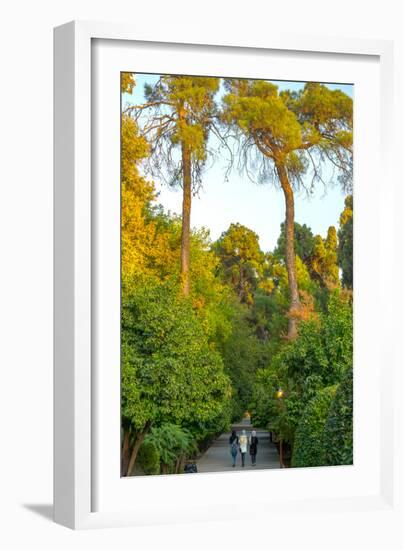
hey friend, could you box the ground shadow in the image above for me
[23,503,53,522]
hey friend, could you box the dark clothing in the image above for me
[241,452,246,467]
[249,436,258,455]
[229,433,239,467]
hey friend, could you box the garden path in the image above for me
[196,417,279,473]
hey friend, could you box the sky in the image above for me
[123,74,353,252]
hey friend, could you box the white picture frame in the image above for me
[54,20,399,531]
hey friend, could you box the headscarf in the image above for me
[230,429,237,444]
[249,430,257,444]
[239,429,247,451]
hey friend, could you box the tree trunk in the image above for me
[277,164,301,339]
[175,453,186,474]
[121,430,130,476]
[175,456,181,474]
[126,426,150,477]
[180,141,192,296]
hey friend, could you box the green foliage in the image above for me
[284,291,351,380]
[338,195,353,288]
[121,72,136,94]
[145,423,197,471]
[138,439,160,475]
[249,366,281,429]
[249,289,288,344]
[223,80,352,189]
[121,280,232,434]
[274,222,315,264]
[310,226,340,288]
[121,114,151,194]
[292,385,338,468]
[323,363,353,465]
[141,75,220,188]
[214,223,264,304]
[223,80,303,156]
[219,300,269,419]
[250,291,352,448]
[121,76,354,474]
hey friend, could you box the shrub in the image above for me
[145,423,197,473]
[292,385,338,468]
[323,363,353,465]
[138,439,161,475]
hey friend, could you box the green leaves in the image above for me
[144,424,197,471]
[323,363,353,466]
[139,75,220,190]
[121,74,354,473]
[214,223,264,305]
[292,385,338,468]
[223,83,302,153]
[296,82,353,131]
[338,195,353,289]
[222,79,353,191]
[250,290,353,458]
[137,439,160,475]
[121,280,232,433]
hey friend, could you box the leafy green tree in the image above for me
[137,439,161,475]
[310,226,340,288]
[214,223,264,304]
[249,289,288,343]
[323,363,353,465]
[219,301,268,419]
[280,291,352,390]
[250,291,352,450]
[222,81,352,337]
[127,75,220,295]
[250,365,282,429]
[120,113,160,288]
[338,195,353,288]
[145,424,197,474]
[291,385,338,467]
[251,247,320,342]
[121,280,231,475]
[274,221,315,264]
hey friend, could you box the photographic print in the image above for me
[120,73,353,477]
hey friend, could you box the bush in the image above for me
[323,364,353,465]
[121,280,232,431]
[138,439,161,475]
[291,385,337,468]
[145,423,197,472]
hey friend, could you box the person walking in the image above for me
[229,430,239,467]
[239,429,248,467]
[249,430,259,466]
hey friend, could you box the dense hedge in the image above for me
[323,364,353,465]
[138,440,160,475]
[292,385,338,468]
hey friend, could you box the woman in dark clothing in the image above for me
[249,430,259,466]
[229,430,239,467]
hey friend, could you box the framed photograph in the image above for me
[54,21,397,530]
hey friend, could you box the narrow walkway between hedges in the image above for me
[196,417,280,473]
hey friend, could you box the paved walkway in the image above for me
[196,418,279,473]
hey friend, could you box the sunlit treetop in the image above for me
[126,75,220,192]
[121,72,136,94]
[222,80,353,193]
